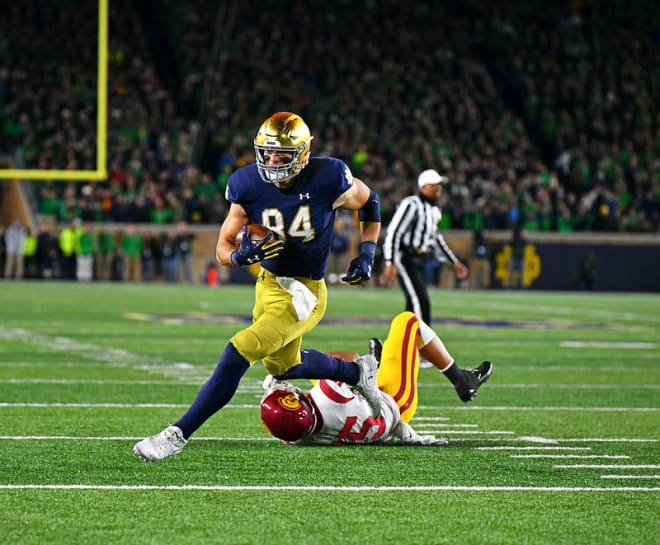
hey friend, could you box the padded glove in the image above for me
[231,227,284,266]
[341,241,376,285]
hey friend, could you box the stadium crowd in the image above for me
[0,0,658,235]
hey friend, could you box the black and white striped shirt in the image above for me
[382,195,458,265]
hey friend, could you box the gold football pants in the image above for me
[231,268,327,376]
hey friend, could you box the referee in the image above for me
[381,169,468,326]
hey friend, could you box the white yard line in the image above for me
[0,435,653,444]
[3,379,658,392]
[418,406,659,412]
[511,455,630,459]
[413,430,515,435]
[555,438,658,443]
[0,484,657,492]
[0,379,207,385]
[0,403,254,408]
[1,403,657,416]
[407,417,451,421]
[476,446,592,451]
[501,365,658,372]
[411,423,478,428]
[555,464,660,469]
[560,341,657,349]
[0,436,273,441]
[601,475,660,480]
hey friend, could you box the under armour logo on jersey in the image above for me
[299,193,311,200]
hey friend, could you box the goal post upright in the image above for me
[0,0,109,182]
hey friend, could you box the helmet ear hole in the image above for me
[260,389,316,442]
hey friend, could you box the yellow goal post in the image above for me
[0,0,108,182]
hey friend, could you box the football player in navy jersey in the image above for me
[134,112,382,461]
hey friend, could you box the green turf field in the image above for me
[0,282,658,545]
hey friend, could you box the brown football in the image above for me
[235,224,273,246]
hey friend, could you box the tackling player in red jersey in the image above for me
[134,112,382,461]
[261,311,493,446]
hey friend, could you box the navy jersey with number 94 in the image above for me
[226,156,353,279]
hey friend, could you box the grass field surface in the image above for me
[0,282,658,544]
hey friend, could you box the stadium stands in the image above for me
[0,0,657,233]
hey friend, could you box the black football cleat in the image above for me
[455,361,493,402]
[369,338,383,367]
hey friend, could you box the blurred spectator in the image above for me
[75,222,96,282]
[120,225,143,281]
[173,221,195,283]
[160,232,178,282]
[58,218,79,280]
[141,233,157,281]
[96,230,116,281]
[469,229,491,289]
[23,226,38,279]
[4,219,27,279]
[574,250,598,291]
[0,0,657,234]
[35,223,59,279]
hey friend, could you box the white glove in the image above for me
[388,421,448,447]
[260,376,303,402]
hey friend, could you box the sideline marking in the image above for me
[0,484,658,492]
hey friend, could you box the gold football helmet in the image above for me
[254,112,313,183]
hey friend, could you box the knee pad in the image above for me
[231,322,284,364]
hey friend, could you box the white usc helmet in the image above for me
[261,388,316,442]
[254,112,313,183]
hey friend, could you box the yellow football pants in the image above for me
[231,267,327,376]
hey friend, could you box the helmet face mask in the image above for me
[260,388,316,442]
[254,112,313,183]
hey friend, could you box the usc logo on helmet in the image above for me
[261,388,316,441]
[278,393,302,411]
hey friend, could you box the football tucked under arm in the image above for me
[230,224,284,266]
[234,223,273,246]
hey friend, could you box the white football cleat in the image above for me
[262,374,281,391]
[133,425,187,462]
[419,357,434,369]
[354,354,381,414]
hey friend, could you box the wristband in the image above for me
[359,240,376,261]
